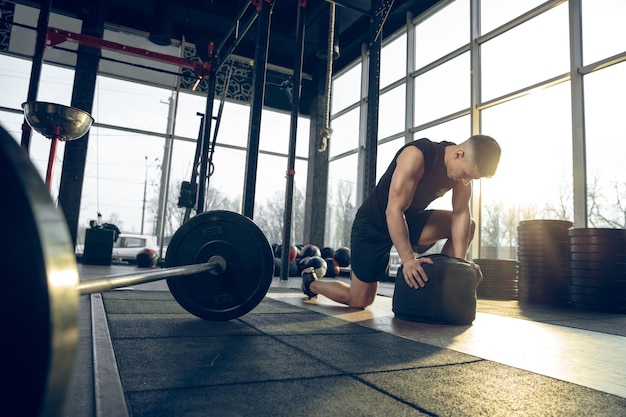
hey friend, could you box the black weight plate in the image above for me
[477,285,518,292]
[569,236,626,246]
[517,261,569,269]
[568,228,626,238]
[570,276,626,287]
[479,286,519,294]
[571,299,626,312]
[518,271,569,281]
[570,252,626,262]
[517,234,571,242]
[518,264,570,274]
[516,243,570,252]
[479,274,518,281]
[473,266,518,275]
[517,234,570,242]
[518,284,568,293]
[570,260,626,271]
[478,284,518,291]
[477,276,517,284]
[518,276,570,285]
[477,291,516,296]
[517,241,570,249]
[518,219,573,229]
[517,247,570,255]
[517,226,569,232]
[165,210,274,321]
[569,284,618,296]
[517,245,570,252]
[516,253,569,263]
[518,283,569,293]
[518,296,571,306]
[517,260,568,267]
[570,268,626,279]
[518,291,569,301]
[1,128,79,417]
[569,244,626,254]
[517,246,570,253]
[518,288,569,297]
[477,281,518,288]
[570,293,624,305]
[472,258,518,262]
[477,293,518,301]
[478,265,518,273]
[476,264,518,272]
[518,281,569,288]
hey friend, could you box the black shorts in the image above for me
[350,209,434,283]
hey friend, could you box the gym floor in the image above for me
[65,264,626,417]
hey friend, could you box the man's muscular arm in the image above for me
[385,147,433,289]
[449,181,484,285]
[449,181,472,258]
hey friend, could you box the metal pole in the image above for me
[197,54,217,214]
[141,156,148,234]
[363,0,383,198]
[242,0,273,219]
[281,0,306,280]
[77,258,224,295]
[157,93,178,254]
[20,0,51,151]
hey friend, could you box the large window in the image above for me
[329,107,360,158]
[327,153,358,248]
[378,85,406,140]
[414,52,470,126]
[331,63,361,113]
[380,34,407,88]
[327,0,626,261]
[480,0,546,35]
[414,0,469,68]
[584,61,626,228]
[80,126,165,235]
[481,3,570,101]
[581,0,626,66]
[481,82,573,257]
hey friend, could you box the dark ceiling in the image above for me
[18,0,439,77]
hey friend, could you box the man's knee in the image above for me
[349,296,375,309]
[348,273,378,309]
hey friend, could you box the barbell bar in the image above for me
[77,256,225,295]
[1,127,274,417]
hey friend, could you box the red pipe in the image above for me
[45,138,58,191]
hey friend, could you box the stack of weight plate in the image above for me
[569,228,626,313]
[472,259,518,300]
[517,219,573,306]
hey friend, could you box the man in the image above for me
[302,135,501,309]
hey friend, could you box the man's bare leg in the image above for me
[417,210,475,257]
[309,272,378,309]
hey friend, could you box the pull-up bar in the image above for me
[46,27,213,76]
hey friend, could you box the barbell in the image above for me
[0,128,274,417]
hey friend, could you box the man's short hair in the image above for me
[467,135,501,177]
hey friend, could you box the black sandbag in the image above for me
[392,254,478,325]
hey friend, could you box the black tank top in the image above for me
[357,138,456,232]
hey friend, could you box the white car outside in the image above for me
[75,233,159,263]
[112,234,158,263]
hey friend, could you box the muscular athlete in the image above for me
[302,135,501,309]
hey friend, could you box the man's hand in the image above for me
[468,261,483,287]
[402,257,434,289]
